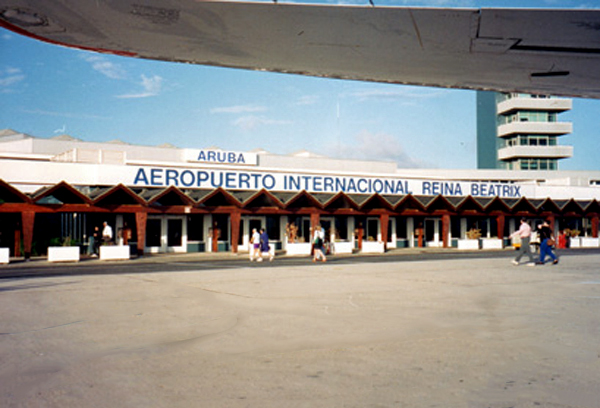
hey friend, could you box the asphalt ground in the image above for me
[2,248,600,408]
[2,247,599,280]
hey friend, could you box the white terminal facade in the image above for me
[0,128,599,258]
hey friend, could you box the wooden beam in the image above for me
[230,210,241,254]
[21,211,35,259]
[310,212,320,242]
[496,214,505,240]
[380,213,389,250]
[441,213,450,248]
[135,211,147,256]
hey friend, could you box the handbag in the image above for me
[547,238,555,246]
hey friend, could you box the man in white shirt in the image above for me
[102,221,113,245]
[510,218,535,266]
[250,228,262,262]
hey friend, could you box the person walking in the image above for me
[250,228,262,262]
[510,218,535,266]
[88,225,100,257]
[312,224,327,262]
[259,228,274,262]
[537,220,559,265]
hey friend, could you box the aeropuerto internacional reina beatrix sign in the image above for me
[132,166,528,198]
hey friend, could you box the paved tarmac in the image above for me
[1,248,599,408]
[2,247,599,279]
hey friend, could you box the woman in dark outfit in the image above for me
[537,220,558,265]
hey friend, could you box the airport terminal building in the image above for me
[1,129,599,259]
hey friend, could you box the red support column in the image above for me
[547,214,556,232]
[380,213,389,251]
[310,212,320,238]
[440,213,449,248]
[356,222,364,251]
[496,214,505,241]
[21,211,35,260]
[592,214,599,238]
[135,211,147,256]
[14,226,21,258]
[230,211,241,254]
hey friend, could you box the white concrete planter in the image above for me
[580,237,600,248]
[0,247,9,264]
[100,245,130,261]
[457,239,480,250]
[285,243,312,256]
[331,241,353,254]
[569,238,581,248]
[481,239,503,249]
[48,246,80,263]
[361,241,385,253]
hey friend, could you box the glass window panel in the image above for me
[187,215,203,241]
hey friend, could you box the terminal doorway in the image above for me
[425,218,442,247]
[145,216,187,253]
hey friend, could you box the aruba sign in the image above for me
[184,149,258,166]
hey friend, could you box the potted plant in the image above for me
[48,236,80,262]
[458,228,481,250]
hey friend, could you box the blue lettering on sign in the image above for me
[422,181,462,196]
[132,168,520,198]
[357,179,368,193]
[134,168,149,185]
[150,169,162,186]
[263,174,276,189]
[181,170,194,187]
[166,169,178,186]
[197,171,209,186]
[197,150,248,164]
[313,176,323,192]
[324,177,334,191]
[225,172,236,189]
[347,178,357,193]
[471,183,521,198]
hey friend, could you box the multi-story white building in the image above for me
[477,92,573,171]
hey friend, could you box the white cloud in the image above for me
[0,66,25,93]
[210,104,267,114]
[295,95,320,106]
[330,130,427,168]
[349,87,448,103]
[21,108,109,120]
[81,54,126,79]
[232,115,292,131]
[117,75,163,98]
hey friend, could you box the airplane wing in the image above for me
[1,1,600,98]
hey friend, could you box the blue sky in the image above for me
[1,0,599,170]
